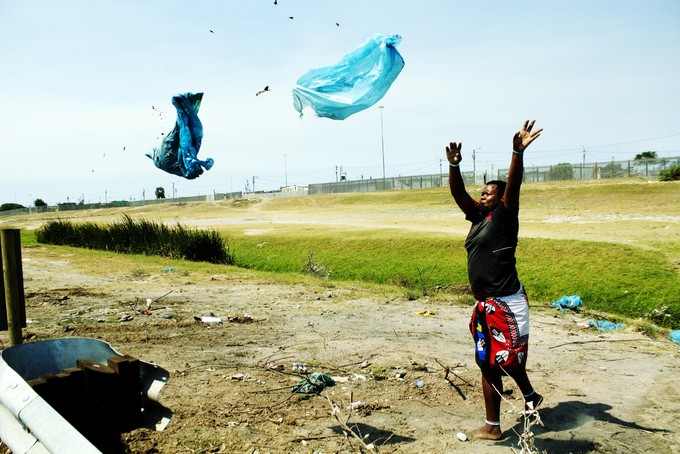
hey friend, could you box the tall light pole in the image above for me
[472,148,481,185]
[284,154,288,187]
[379,105,385,179]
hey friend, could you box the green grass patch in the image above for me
[35,214,235,264]
[228,232,680,328]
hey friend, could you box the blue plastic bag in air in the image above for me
[552,295,583,313]
[292,33,405,120]
[146,92,214,179]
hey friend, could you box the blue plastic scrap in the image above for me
[670,330,680,344]
[146,92,214,179]
[552,295,583,313]
[588,320,625,332]
[292,33,405,120]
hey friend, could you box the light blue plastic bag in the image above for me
[292,34,405,120]
[670,330,680,344]
[146,92,214,180]
[588,320,625,332]
[551,295,583,313]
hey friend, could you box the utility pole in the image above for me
[284,154,288,187]
[379,106,385,179]
[472,148,480,185]
[582,146,586,180]
[252,176,257,192]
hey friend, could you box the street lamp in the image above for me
[284,154,288,187]
[379,106,385,179]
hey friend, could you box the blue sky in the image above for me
[1,0,679,206]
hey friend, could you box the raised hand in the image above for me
[513,120,542,153]
[446,141,463,166]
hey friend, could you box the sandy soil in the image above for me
[2,244,679,454]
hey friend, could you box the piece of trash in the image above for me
[395,371,406,379]
[414,309,438,316]
[292,363,307,373]
[349,400,366,410]
[414,380,424,388]
[669,330,680,344]
[353,373,367,381]
[265,362,284,371]
[145,298,153,309]
[194,316,222,324]
[228,314,254,324]
[292,372,336,394]
[142,310,152,316]
[292,33,405,120]
[588,320,624,332]
[231,373,245,380]
[146,92,214,180]
[161,267,175,272]
[118,314,133,322]
[332,376,349,383]
[456,432,468,442]
[360,360,371,368]
[57,295,69,302]
[159,314,174,319]
[552,295,583,313]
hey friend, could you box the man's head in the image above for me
[481,180,506,209]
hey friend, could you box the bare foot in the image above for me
[525,392,543,411]
[472,424,503,440]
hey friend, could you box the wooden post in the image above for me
[1,229,26,345]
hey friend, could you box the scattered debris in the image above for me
[292,363,307,374]
[194,316,222,324]
[414,309,437,316]
[552,295,583,313]
[228,313,254,323]
[349,400,366,411]
[670,330,680,344]
[456,432,468,442]
[292,372,335,394]
[588,320,625,332]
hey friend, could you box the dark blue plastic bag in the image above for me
[147,92,214,179]
[292,34,405,120]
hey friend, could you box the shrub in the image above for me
[0,203,25,211]
[35,214,235,264]
[659,164,680,181]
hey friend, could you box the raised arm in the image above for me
[446,141,477,217]
[503,119,542,212]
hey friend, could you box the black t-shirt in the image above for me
[464,202,520,299]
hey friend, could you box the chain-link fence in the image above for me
[2,158,678,217]
[308,157,679,194]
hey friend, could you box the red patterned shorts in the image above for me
[469,286,530,371]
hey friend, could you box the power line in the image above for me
[530,132,680,155]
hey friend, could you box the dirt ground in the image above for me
[2,243,679,454]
